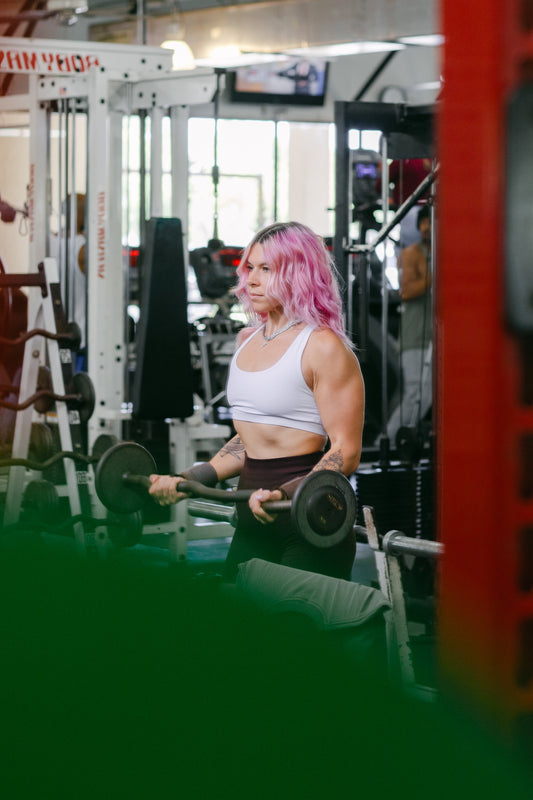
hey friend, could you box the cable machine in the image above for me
[334,99,435,449]
[333,99,437,605]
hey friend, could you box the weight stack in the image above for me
[415,461,434,540]
[132,218,194,421]
[355,463,418,539]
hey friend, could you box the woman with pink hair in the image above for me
[150,221,364,581]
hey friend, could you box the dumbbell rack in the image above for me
[2,258,93,550]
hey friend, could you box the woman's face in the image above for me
[244,242,282,314]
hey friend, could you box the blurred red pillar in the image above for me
[438,0,533,733]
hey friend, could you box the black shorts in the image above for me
[222,452,356,583]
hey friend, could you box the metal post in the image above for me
[150,106,164,219]
[56,99,64,295]
[136,0,146,45]
[334,101,350,305]
[167,419,195,563]
[170,103,189,245]
[28,75,48,272]
[380,134,390,437]
[64,97,71,323]
[86,68,125,446]
[139,110,147,248]
[212,70,223,241]
[68,99,77,326]
[345,149,355,340]
[273,119,279,220]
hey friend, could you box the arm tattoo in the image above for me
[219,435,246,463]
[312,449,344,473]
[280,450,345,500]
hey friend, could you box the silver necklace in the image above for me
[261,319,301,348]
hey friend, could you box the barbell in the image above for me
[0,369,95,422]
[94,442,357,549]
[0,320,82,351]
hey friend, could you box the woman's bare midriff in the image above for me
[233,418,326,460]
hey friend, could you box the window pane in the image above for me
[162,116,171,174]
[188,117,275,247]
[189,173,265,249]
[162,173,172,217]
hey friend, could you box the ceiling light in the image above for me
[285,42,405,58]
[398,34,444,46]
[47,0,87,10]
[194,48,287,68]
[161,39,196,71]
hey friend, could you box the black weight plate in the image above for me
[22,479,60,523]
[95,442,157,514]
[71,372,95,423]
[29,422,55,462]
[292,470,357,549]
[107,510,143,548]
[60,321,82,352]
[34,365,54,414]
[91,433,119,462]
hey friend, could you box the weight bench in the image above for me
[234,557,392,668]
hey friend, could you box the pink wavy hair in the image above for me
[234,221,351,347]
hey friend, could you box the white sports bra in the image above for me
[226,324,326,436]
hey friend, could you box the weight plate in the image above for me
[107,510,143,548]
[91,433,119,462]
[71,371,95,423]
[34,365,54,414]
[292,470,357,549]
[29,422,55,462]
[95,441,157,514]
[60,321,82,352]
[22,479,60,524]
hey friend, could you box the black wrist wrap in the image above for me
[178,462,219,487]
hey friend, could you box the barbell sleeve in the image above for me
[382,531,443,559]
[187,499,236,524]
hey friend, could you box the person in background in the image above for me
[387,204,433,443]
[149,221,365,582]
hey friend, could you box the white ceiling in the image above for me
[0,0,442,115]
[0,0,440,55]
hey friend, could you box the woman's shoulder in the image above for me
[306,326,355,362]
[308,325,349,347]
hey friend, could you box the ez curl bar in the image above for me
[94,442,358,550]
[0,321,82,350]
[0,369,95,422]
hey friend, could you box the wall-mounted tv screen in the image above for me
[228,59,329,106]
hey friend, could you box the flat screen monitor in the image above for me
[228,58,329,106]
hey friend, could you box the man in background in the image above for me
[387,204,433,442]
